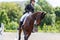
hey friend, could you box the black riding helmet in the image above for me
[30,0,35,3]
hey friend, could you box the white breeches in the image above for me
[20,12,32,22]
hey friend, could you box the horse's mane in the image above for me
[32,11,42,18]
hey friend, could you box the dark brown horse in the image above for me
[18,11,46,40]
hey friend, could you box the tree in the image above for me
[34,0,56,29]
[0,2,23,30]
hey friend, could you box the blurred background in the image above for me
[0,0,60,33]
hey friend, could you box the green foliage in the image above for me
[54,7,60,22]
[0,2,23,32]
[34,3,43,12]
[45,13,56,25]
[38,23,60,33]
[5,21,18,30]
[37,0,54,13]
[0,2,23,23]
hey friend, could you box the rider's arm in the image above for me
[24,4,34,14]
[25,4,30,12]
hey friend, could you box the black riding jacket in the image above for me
[23,4,34,14]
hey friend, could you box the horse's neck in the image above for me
[31,13,37,20]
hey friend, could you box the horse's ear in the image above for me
[44,12,46,15]
[41,12,44,15]
[42,12,46,15]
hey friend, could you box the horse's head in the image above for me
[35,11,46,25]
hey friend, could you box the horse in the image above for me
[18,11,46,40]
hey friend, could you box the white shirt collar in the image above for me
[31,3,34,7]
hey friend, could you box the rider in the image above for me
[19,0,35,28]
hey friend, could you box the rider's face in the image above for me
[31,1,35,6]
